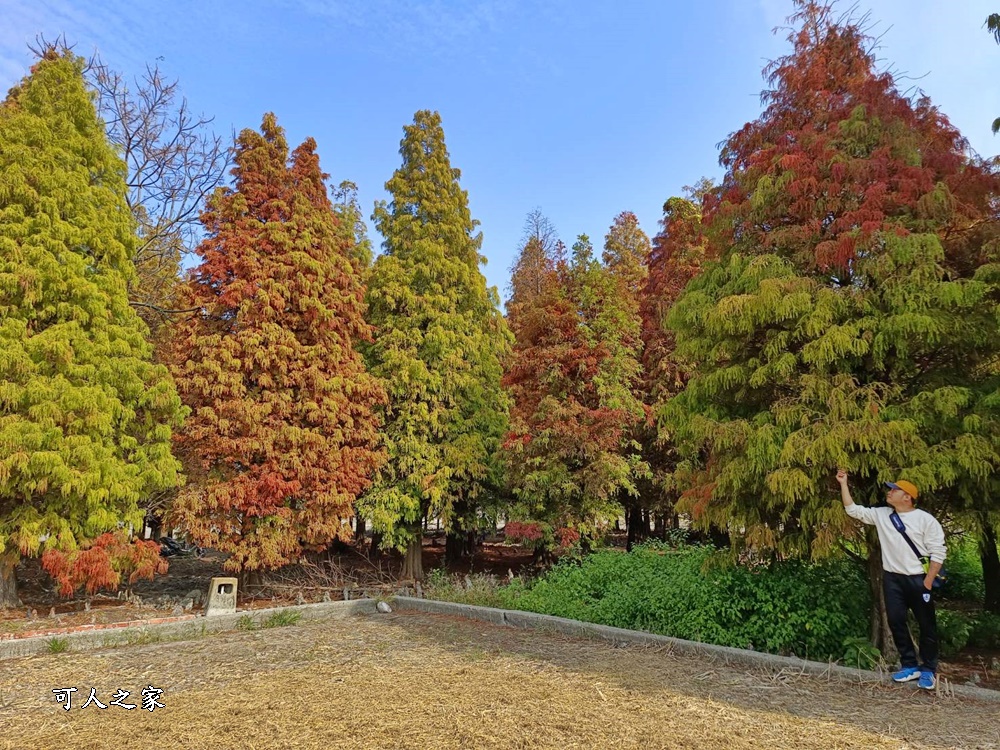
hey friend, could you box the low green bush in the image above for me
[47,637,69,654]
[936,609,974,657]
[502,543,871,662]
[968,611,1000,650]
[841,636,882,670]
[262,609,302,628]
[938,535,984,603]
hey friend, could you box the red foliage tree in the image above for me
[710,1,994,275]
[629,195,714,546]
[503,234,645,542]
[641,196,711,404]
[41,533,166,598]
[166,114,386,577]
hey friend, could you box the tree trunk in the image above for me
[708,525,730,549]
[354,513,366,545]
[239,568,263,595]
[369,530,383,559]
[146,513,162,542]
[445,530,466,566]
[653,514,667,541]
[626,504,646,551]
[327,536,352,555]
[979,512,1000,614]
[445,499,476,564]
[401,535,424,581]
[0,553,20,609]
[866,534,897,663]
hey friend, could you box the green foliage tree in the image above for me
[166,114,386,579]
[0,50,186,607]
[363,110,510,579]
[660,1,1000,649]
[332,180,374,271]
[602,212,659,546]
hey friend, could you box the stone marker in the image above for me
[205,577,238,617]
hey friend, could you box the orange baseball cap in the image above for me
[885,480,919,500]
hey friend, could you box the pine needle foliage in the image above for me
[362,110,510,554]
[503,224,648,537]
[0,51,185,575]
[167,113,386,573]
[660,1,1000,561]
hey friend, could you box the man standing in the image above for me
[835,470,947,690]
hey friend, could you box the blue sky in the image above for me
[2,1,998,301]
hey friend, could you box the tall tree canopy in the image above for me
[0,50,185,606]
[628,197,713,546]
[167,113,386,577]
[363,110,510,579]
[660,1,1000,641]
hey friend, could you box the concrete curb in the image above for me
[391,597,1000,704]
[0,599,376,660]
[0,613,201,641]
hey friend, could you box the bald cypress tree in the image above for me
[602,213,656,545]
[0,50,185,607]
[503,226,648,548]
[637,195,714,544]
[167,114,386,578]
[661,2,1000,649]
[364,110,510,579]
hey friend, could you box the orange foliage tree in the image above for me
[41,533,166,598]
[166,114,386,578]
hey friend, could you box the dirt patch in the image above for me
[4,540,997,693]
[0,610,997,749]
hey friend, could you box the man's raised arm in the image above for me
[837,470,876,524]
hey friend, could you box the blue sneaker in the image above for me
[918,671,936,690]
[892,667,921,683]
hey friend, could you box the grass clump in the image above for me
[46,637,69,654]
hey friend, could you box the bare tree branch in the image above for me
[85,54,230,330]
[128,301,201,314]
[88,55,229,260]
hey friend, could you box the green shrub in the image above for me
[501,543,870,661]
[841,636,882,670]
[936,609,974,657]
[938,536,984,603]
[236,614,258,631]
[969,612,1000,650]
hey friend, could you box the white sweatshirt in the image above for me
[845,504,947,575]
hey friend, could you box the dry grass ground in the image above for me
[0,611,997,750]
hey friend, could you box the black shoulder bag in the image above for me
[889,511,947,589]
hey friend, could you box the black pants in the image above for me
[883,571,938,673]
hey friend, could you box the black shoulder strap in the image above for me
[889,511,926,562]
